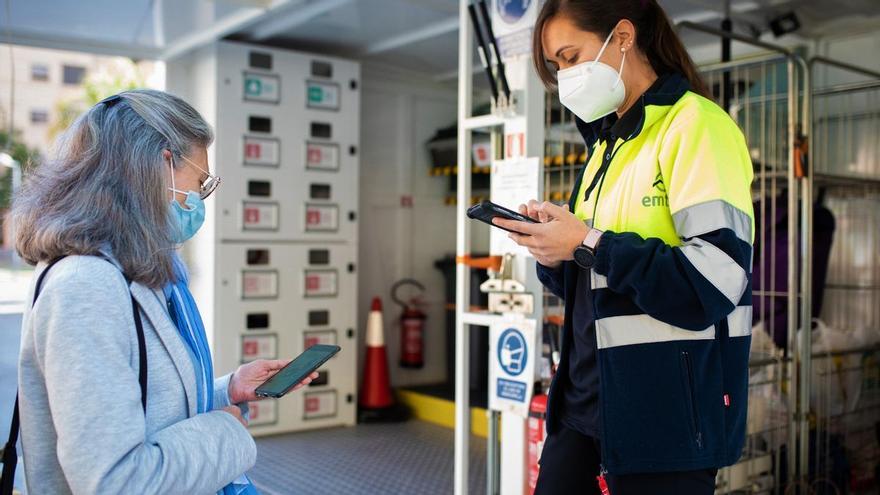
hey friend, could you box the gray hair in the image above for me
[11,89,213,288]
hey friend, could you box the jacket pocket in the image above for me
[680,350,704,450]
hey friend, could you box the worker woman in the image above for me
[494,1,754,494]
[10,89,316,494]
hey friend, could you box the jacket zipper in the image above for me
[680,350,703,449]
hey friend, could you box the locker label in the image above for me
[306,142,339,171]
[243,72,280,103]
[303,390,337,419]
[241,270,279,299]
[304,203,338,232]
[473,141,492,167]
[304,269,337,298]
[242,201,279,231]
[306,80,340,110]
[304,330,337,349]
[241,333,277,362]
[247,400,277,426]
[243,136,280,167]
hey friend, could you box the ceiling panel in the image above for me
[1,0,878,77]
[1,0,157,47]
[248,0,454,48]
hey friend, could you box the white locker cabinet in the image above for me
[214,42,360,243]
[169,41,359,435]
[214,242,359,433]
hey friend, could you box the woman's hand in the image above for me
[222,405,248,427]
[228,359,319,404]
[493,201,589,267]
[518,199,552,223]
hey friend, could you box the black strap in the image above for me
[581,148,615,205]
[131,293,147,412]
[1,257,147,494]
[0,392,20,495]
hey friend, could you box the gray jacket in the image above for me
[17,255,256,494]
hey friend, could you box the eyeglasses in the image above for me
[170,153,221,200]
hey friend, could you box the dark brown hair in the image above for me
[532,0,711,98]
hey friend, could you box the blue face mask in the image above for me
[168,191,206,243]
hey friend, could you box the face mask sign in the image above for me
[556,26,627,123]
[167,155,206,244]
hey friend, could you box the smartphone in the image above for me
[466,200,538,233]
[254,344,341,398]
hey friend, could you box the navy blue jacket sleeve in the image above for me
[536,262,566,300]
[593,229,751,331]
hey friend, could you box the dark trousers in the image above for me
[534,424,718,495]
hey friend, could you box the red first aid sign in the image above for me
[304,270,337,297]
[304,204,338,231]
[242,201,278,231]
[241,270,278,299]
[306,142,339,171]
[245,143,261,159]
[248,400,277,426]
[243,341,257,356]
[245,207,260,224]
[303,390,337,419]
[243,137,279,167]
[241,334,277,361]
[304,331,336,350]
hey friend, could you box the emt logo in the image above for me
[642,172,668,207]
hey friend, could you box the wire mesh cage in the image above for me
[805,59,880,495]
[700,52,801,495]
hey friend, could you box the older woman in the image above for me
[9,89,315,494]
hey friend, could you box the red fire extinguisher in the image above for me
[392,279,426,369]
[527,385,548,495]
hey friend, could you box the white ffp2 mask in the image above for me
[556,29,626,123]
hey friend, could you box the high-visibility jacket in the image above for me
[537,73,754,475]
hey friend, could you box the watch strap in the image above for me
[583,228,604,250]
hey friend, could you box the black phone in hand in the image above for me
[467,200,538,234]
[254,344,340,398]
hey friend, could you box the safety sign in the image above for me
[242,201,280,231]
[305,203,339,232]
[304,330,337,349]
[303,390,337,419]
[243,72,280,104]
[306,141,340,171]
[241,270,279,299]
[306,80,340,110]
[304,269,338,298]
[492,0,539,60]
[241,333,277,362]
[243,136,280,167]
[489,317,537,417]
[473,141,492,168]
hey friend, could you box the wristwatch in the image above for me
[573,228,604,269]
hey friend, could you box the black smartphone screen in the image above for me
[255,344,340,398]
[466,200,538,234]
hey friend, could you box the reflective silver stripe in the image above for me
[679,237,749,305]
[727,305,752,338]
[673,200,752,243]
[591,270,608,290]
[595,314,715,349]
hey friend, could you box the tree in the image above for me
[48,58,146,139]
[0,131,40,204]
[0,131,41,244]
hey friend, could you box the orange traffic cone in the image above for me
[359,297,394,409]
